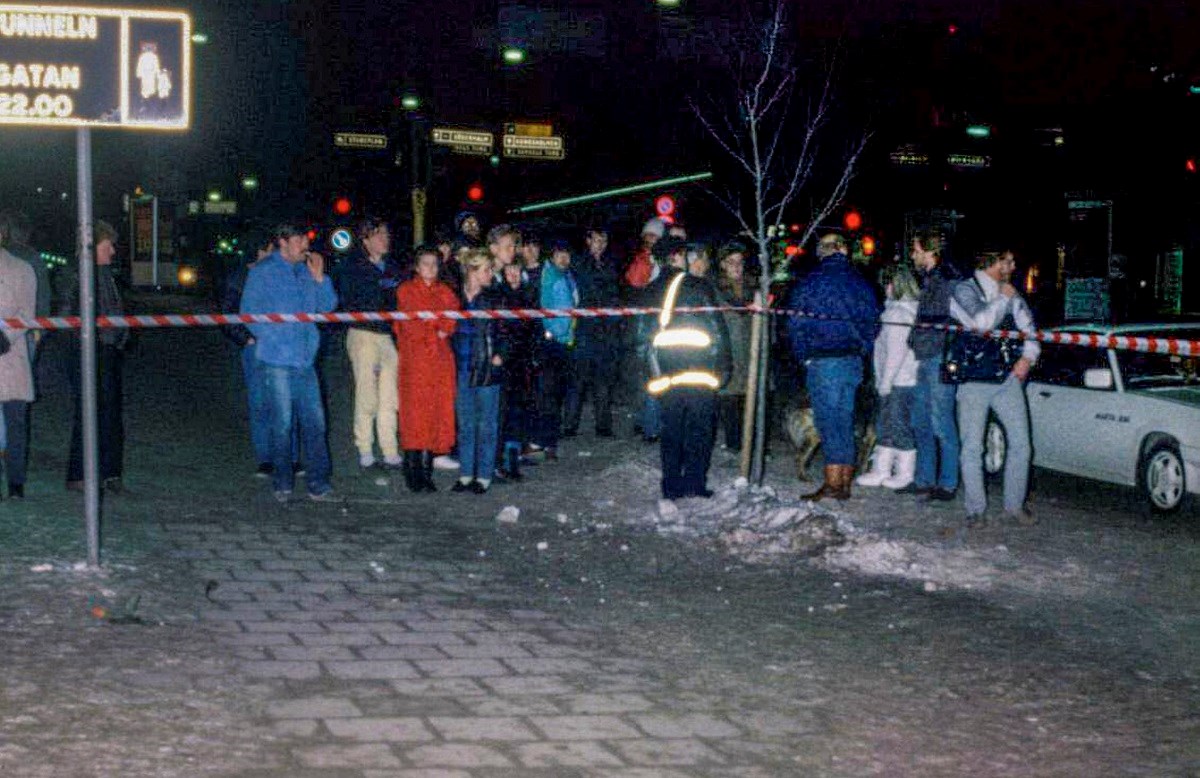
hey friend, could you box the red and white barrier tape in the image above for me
[1,305,1196,357]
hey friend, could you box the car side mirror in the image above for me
[1083,367,1114,390]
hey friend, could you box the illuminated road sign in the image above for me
[0,4,191,128]
[432,127,493,156]
[330,228,352,253]
[502,133,564,160]
[333,131,387,150]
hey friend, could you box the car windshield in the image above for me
[1116,331,1200,388]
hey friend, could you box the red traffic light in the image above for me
[306,229,318,242]
[333,197,352,216]
[843,210,863,231]
[1187,158,1197,174]
[467,183,485,202]
[784,244,802,257]
[947,23,958,35]
[861,235,877,256]
[789,223,801,233]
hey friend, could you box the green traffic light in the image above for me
[489,155,500,167]
[966,125,991,139]
[401,94,420,110]
[1190,85,1200,96]
[502,46,526,65]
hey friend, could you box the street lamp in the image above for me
[656,0,682,7]
[207,190,221,202]
[241,176,258,190]
[966,124,991,139]
[400,94,420,110]
[501,46,526,65]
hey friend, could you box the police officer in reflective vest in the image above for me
[646,257,732,499]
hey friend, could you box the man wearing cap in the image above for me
[645,243,731,499]
[637,237,687,442]
[786,234,880,500]
[241,224,338,502]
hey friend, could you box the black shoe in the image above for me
[470,480,488,494]
[255,463,273,478]
[403,451,421,492]
[8,483,23,499]
[451,480,472,493]
[926,487,957,502]
[504,447,523,481]
[689,488,714,499]
[643,435,660,444]
[896,483,932,496]
[419,451,438,492]
[293,462,305,476]
[596,428,614,438]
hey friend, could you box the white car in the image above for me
[984,323,1200,513]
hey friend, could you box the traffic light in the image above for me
[843,210,863,232]
[861,235,877,256]
[466,183,485,203]
[1187,158,1197,174]
[333,197,352,216]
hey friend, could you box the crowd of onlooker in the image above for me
[228,212,758,503]
[0,203,1047,529]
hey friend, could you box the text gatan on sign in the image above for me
[0,5,190,129]
[334,131,387,150]
[431,126,493,155]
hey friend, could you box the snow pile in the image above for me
[635,479,845,563]
[820,534,1003,591]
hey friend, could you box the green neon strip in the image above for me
[511,172,713,214]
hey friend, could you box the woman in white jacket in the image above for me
[858,264,920,488]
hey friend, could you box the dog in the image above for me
[784,392,877,482]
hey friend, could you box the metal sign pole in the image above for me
[151,195,160,288]
[77,127,101,568]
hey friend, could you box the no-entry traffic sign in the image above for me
[0,4,191,129]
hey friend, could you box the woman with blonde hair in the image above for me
[857,262,921,489]
[451,249,509,493]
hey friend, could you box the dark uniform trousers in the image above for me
[659,386,717,499]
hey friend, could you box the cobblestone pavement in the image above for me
[2,327,1198,777]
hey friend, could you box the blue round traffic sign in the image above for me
[330,228,352,252]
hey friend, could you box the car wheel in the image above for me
[1141,443,1187,514]
[983,416,1007,477]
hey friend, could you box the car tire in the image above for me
[983,415,1007,479]
[1140,442,1187,514]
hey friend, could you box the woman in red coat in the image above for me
[395,247,459,491]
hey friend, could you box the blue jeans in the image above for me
[261,363,331,494]
[243,345,297,466]
[456,381,501,480]
[912,359,960,490]
[805,356,863,466]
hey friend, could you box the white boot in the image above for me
[881,449,917,489]
[856,446,898,487]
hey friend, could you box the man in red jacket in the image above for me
[623,218,666,289]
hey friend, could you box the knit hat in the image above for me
[641,217,666,239]
[454,211,479,234]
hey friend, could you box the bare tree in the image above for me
[689,0,868,484]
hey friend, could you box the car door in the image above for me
[1026,343,1123,479]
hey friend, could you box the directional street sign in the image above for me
[432,126,493,156]
[333,131,387,150]
[502,133,565,160]
[0,4,191,128]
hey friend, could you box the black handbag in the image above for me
[941,282,1022,384]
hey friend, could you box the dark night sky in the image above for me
[2,0,1198,252]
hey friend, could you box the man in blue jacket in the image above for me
[241,224,338,502]
[787,233,881,500]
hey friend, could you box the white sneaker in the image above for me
[433,455,459,471]
[382,454,403,467]
[359,454,377,469]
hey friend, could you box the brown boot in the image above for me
[832,464,854,500]
[802,465,840,501]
